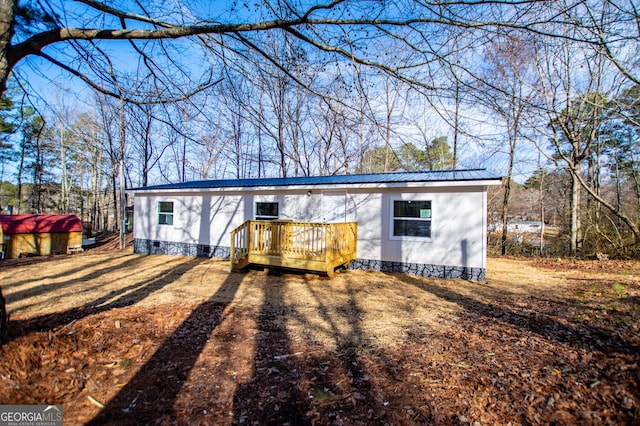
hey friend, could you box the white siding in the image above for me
[342,187,485,269]
[133,184,488,269]
[134,193,247,248]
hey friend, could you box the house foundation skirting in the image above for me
[348,258,485,281]
[133,238,485,281]
[134,238,230,259]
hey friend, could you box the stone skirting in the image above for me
[133,238,230,259]
[133,238,485,281]
[348,258,485,281]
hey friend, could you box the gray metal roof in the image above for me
[132,169,501,191]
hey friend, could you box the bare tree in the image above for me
[72,111,107,233]
[531,38,640,254]
[477,33,537,255]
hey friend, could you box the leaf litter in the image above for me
[0,251,638,425]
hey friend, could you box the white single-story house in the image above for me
[130,169,502,280]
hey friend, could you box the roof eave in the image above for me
[128,178,502,195]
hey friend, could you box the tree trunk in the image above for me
[570,167,581,256]
[0,0,15,98]
[384,105,392,172]
[257,124,263,178]
[112,174,118,231]
[615,153,623,229]
[500,115,518,256]
[91,148,100,234]
[500,177,511,256]
[0,28,9,335]
[453,79,459,170]
[60,124,69,212]
[16,140,24,214]
[0,0,15,331]
[538,154,545,255]
[33,134,43,213]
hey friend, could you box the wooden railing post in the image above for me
[270,222,278,255]
[283,221,293,255]
[351,222,358,260]
[230,229,236,266]
[325,224,334,275]
[231,220,251,270]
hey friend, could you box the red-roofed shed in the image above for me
[0,215,83,259]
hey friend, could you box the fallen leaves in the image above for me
[0,255,638,424]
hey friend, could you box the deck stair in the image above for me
[230,220,357,276]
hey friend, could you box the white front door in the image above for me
[322,191,347,222]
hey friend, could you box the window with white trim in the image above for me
[392,200,432,238]
[255,202,279,220]
[158,201,174,225]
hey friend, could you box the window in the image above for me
[158,201,174,225]
[255,202,279,220]
[392,200,431,238]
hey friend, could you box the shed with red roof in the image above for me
[0,215,83,259]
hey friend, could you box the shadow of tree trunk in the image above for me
[232,275,310,425]
[0,286,7,345]
[88,270,245,425]
[392,273,640,356]
[9,258,205,340]
[305,281,392,423]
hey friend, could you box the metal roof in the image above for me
[0,214,83,234]
[132,169,501,192]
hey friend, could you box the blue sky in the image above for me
[4,0,549,185]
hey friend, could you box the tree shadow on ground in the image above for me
[9,257,205,340]
[300,278,386,419]
[5,254,169,309]
[231,271,426,424]
[1,251,134,290]
[88,269,245,425]
[392,273,640,357]
[231,271,311,425]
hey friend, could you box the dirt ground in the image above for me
[0,249,638,425]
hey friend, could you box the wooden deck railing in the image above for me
[230,220,358,276]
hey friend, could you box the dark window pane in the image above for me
[159,202,173,213]
[256,202,278,218]
[159,214,173,226]
[393,219,431,238]
[394,200,431,218]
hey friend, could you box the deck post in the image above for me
[230,229,235,268]
[246,221,251,257]
[269,222,275,253]
[283,222,293,254]
[325,225,334,276]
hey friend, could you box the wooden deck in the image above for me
[230,220,358,276]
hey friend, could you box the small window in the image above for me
[392,200,431,238]
[158,201,174,225]
[255,202,279,220]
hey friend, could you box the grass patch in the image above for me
[612,282,627,298]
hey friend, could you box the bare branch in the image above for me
[36,51,221,104]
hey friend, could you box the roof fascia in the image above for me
[128,178,502,195]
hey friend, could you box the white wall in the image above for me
[133,185,488,269]
[134,192,248,249]
[341,187,486,269]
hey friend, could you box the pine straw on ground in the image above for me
[0,252,638,425]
